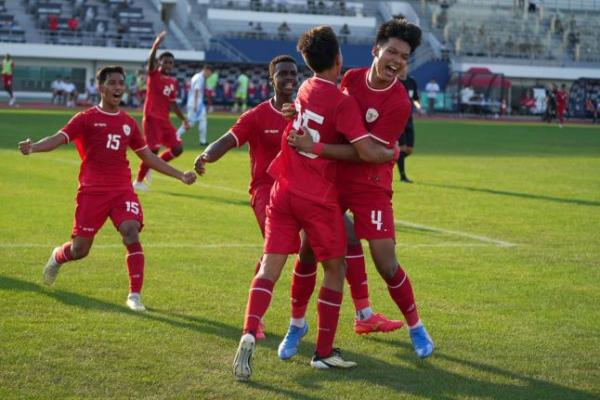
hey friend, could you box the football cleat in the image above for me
[132,181,149,192]
[354,313,404,335]
[310,348,357,369]
[409,325,434,358]
[126,293,146,312]
[233,333,255,381]
[278,323,308,360]
[43,247,62,286]
[256,320,266,341]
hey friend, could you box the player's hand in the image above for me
[18,139,33,155]
[281,103,297,120]
[193,154,208,175]
[182,119,190,130]
[153,31,167,48]
[181,170,197,184]
[287,127,314,153]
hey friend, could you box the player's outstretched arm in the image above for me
[193,132,236,174]
[136,147,197,184]
[18,132,67,155]
[148,31,167,73]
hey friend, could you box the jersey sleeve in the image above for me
[369,97,409,146]
[229,108,255,147]
[335,96,369,143]
[60,112,86,142]
[128,119,147,152]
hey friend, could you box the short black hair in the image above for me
[268,55,296,79]
[96,65,125,84]
[159,51,175,60]
[376,18,422,54]
[297,26,339,73]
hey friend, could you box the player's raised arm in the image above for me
[287,128,396,163]
[18,132,68,155]
[147,31,167,73]
[135,147,197,183]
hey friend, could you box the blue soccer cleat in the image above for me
[278,323,309,360]
[409,325,434,358]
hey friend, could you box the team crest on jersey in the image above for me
[122,124,131,136]
[366,108,379,123]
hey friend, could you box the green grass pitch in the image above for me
[0,108,599,399]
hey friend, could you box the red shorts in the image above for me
[251,184,273,237]
[72,189,144,238]
[2,74,12,88]
[340,191,395,241]
[264,182,346,261]
[143,116,180,151]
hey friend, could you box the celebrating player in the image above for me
[286,18,434,360]
[176,65,212,145]
[134,31,190,192]
[232,26,398,381]
[18,66,197,311]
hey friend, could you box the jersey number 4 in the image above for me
[292,102,324,159]
[371,210,383,231]
[106,134,121,150]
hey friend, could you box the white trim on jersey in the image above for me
[94,105,121,116]
[349,133,371,143]
[229,130,241,147]
[133,144,149,152]
[368,133,390,145]
[268,98,284,116]
[365,68,397,92]
[58,131,70,143]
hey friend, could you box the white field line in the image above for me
[24,155,517,248]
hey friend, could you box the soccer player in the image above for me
[556,84,569,128]
[134,31,190,192]
[176,65,212,145]
[18,66,197,311]
[232,69,249,113]
[232,26,398,381]
[397,66,421,183]
[2,53,16,106]
[286,18,434,360]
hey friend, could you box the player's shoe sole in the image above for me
[354,313,404,335]
[310,348,357,369]
[43,247,61,286]
[233,334,255,381]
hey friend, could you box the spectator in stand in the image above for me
[205,69,218,113]
[51,76,66,105]
[85,78,98,105]
[84,7,95,30]
[425,78,440,114]
[48,15,58,43]
[278,22,291,40]
[68,16,79,32]
[63,77,78,107]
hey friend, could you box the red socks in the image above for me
[126,242,144,293]
[315,287,343,357]
[345,244,370,311]
[54,242,72,264]
[243,278,274,336]
[385,266,420,326]
[290,260,317,319]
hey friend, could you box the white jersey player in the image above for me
[177,65,213,145]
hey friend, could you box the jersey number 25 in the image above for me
[292,101,323,159]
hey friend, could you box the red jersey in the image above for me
[268,77,368,204]
[143,68,177,121]
[230,99,287,193]
[556,90,568,109]
[338,67,411,195]
[60,106,147,191]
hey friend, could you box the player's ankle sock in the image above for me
[385,265,420,327]
[315,287,342,357]
[356,306,373,321]
[136,164,150,183]
[126,242,144,293]
[409,319,423,330]
[345,244,370,315]
[290,317,306,328]
[159,149,176,162]
[290,260,317,319]
[243,278,274,336]
[54,242,73,264]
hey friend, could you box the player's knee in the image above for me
[119,222,140,244]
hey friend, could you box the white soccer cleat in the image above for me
[310,348,357,369]
[132,180,149,192]
[233,333,255,381]
[126,293,146,311]
[43,247,62,286]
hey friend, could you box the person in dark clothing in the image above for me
[397,68,421,183]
